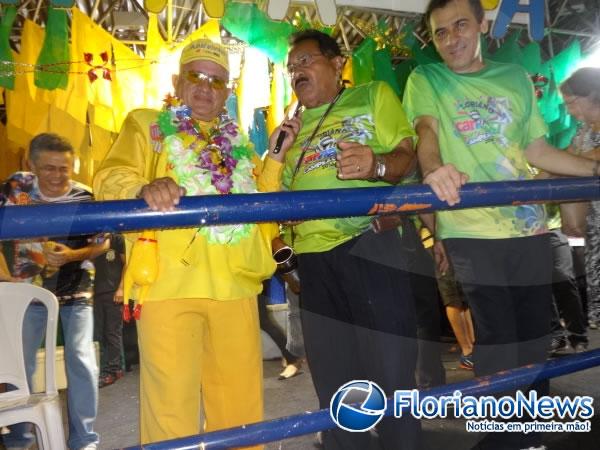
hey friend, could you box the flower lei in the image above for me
[156,95,257,244]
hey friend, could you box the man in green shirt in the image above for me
[403,1,600,449]
[266,29,419,450]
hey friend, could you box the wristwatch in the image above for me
[374,154,386,180]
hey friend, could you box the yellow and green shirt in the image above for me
[404,61,548,240]
[282,81,416,254]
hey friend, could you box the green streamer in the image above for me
[35,7,70,90]
[0,5,17,90]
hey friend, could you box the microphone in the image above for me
[273,102,302,154]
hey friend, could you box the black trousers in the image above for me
[93,291,123,374]
[298,229,419,450]
[548,230,587,344]
[445,235,553,450]
[404,221,446,389]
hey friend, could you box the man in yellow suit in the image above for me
[94,39,280,447]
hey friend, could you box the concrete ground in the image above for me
[2,327,600,449]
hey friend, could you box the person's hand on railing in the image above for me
[138,177,186,212]
[422,163,469,206]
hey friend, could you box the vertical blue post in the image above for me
[492,0,545,41]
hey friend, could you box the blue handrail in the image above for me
[124,349,600,449]
[1,177,598,240]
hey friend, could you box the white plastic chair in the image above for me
[0,282,66,449]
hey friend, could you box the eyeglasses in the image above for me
[184,70,229,90]
[286,53,326,75]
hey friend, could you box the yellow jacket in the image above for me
[93,109,284,301]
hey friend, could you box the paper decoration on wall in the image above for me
[144,0,167,14]
[0,5,17,89]
[267,0,337,26]
[492,0,545,41]
[531,73,549,99]
[84,51,112,82]
[35,7,69,90]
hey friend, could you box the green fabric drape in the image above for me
[35,7,70,90]
[0,5,18,90]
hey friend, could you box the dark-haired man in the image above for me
[266,29,420,450]
[1,133,106,450]
[403,1,600,449]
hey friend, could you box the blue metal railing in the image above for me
[124,349,600,449]
[0,177,598,240]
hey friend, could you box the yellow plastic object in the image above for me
[123,230,159,320]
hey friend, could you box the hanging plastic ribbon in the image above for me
[34,7,70,90]
[0,6,18,89]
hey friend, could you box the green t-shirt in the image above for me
[282,81,415,254]
[403,61,548,240]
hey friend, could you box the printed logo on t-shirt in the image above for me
[453,96,512,148]
[300,114,374,174]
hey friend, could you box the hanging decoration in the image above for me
[267,0,337,26]
[0,5,17,89]
[144,0,167,14]
[290,10,333,36]
[349,18,411,58]
[222,1,294,64]
[203,0,226,18]
[35,7,70,90]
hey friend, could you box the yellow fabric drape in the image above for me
[0,123,25,179]
[5,21,49,148]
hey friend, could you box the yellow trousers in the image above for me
[137,297,263,449]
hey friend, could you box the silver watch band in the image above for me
[375,154,386,179]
